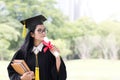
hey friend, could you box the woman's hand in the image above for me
[20,71,34,80]
[50,45,60,58]
[50,45,61,71]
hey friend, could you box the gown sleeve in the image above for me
[51,57,67,80]
[7,49,24,80]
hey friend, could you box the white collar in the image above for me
[32,43,44,54]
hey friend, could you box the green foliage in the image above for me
[0,24,19,41]
[75,17,98,36]
[0,39,13,60]
[98,20,120,44]
[2,0,120,60]
[57,17,98,40]
[0,23,20,60]
[4,0,67,39]
[57,22,81,39]
[0,16,20,60]
[0,39,10,49]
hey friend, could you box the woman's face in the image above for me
[31,24,47,42]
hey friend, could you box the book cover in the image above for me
[11,59,30,75]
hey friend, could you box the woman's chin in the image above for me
[41,37,44,41]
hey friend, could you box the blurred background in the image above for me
[0,0,120,80]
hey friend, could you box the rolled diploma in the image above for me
[44,37,59,57]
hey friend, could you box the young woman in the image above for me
[7,15,67,80]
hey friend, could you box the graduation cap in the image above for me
[20,15,47,38]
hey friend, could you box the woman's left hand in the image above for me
[50,45,60,57]
[50,45,61,72]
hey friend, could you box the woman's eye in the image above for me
[38,29,42,32]
[37,28,47,34]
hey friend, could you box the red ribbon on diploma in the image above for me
[42,40,53,53]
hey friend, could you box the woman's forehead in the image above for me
[36,25,45,29]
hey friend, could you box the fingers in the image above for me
[29,71,35,79]
[50,45,60,57]
[51,45,60,52]
[21,71,34,80]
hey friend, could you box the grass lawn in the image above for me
[1,59,120,80]
[66,59,120,80]
[0,60,9,80]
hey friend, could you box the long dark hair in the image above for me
[20,26,36,57]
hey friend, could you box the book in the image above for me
[11,59,30,75]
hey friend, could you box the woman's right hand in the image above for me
[20,71,34,80]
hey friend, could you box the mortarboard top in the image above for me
[20,15,47,30]
[20,15,47,38]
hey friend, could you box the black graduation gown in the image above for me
[7,46,67,80]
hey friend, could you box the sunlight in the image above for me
[87,0,120,22]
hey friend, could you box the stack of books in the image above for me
[11,59,30,75]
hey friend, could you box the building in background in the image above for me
[56,0,92,21]
[56,0,120,22]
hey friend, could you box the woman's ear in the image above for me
[30,32,34,38]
